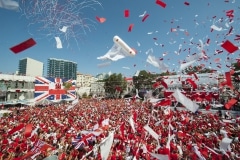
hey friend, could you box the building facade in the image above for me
[76,72,98,97]
[90,82,105,96]
[76,72,96,88]
[161,73,219,91]
[18,57,43,77]
[47,58,77,80]
[0,74,35,104]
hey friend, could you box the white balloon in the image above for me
[113,35,136,56]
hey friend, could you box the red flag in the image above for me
[120,122,125,138]
[186,78,197,89]
[10,38,36,54]
[8,124,25,135]
[205,105,211,110]
[161,80,168,89]
[225,71,233,89]
[152,81,160,89]
[133,111,137,122]
[156,99,171,106]
[25,124,33,138]
[193,73,198,80]
[225,98,237,109]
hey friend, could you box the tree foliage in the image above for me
[82,92,88,98]
[104,73,127,96]
[133,70,158,90]
[184,65,212,74]
[63,82,72,90]
[232,62,240,83]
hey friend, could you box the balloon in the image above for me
[113,35,136,56]
[97,35,136,61]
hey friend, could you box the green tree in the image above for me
[232,62,240,83]
[159,71,177,76]
[133,70,158,90]
[104,73,127,97]
[63,82,72,90]
[82,92,88,98]
[184,65,212,74]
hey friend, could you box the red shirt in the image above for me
[170,153,178,160]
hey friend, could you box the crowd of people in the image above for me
[0,98,240,160]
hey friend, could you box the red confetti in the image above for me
[214,58,220,63]
[156,0,166,8]
[142,14,149,22]
[10,38,36,54]
[221,40,238,54]
[225,71,233,89]
[128,24,134,32]
[206,38,210,44]
[124,9,129,17]
[234,35,240,41]
[216,50,223,54]
[152,82,160,88]
[226,10,234,19]
[193,73,198,80]
[161,80,168,89]
[96,16,106,23]
[186,78,197,89]
[227,26,233,36]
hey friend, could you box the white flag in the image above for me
[129,115,136,133]
[101,118,109,127]
[149,152,169,160]
[144,125,159,141]
[146,55,168,72]
[0,0,19,10]
[180,60,196,71]
[59,26,68,33]
[172,89,199,113]
[211,24,223,31]
[220,137,232,151]
[54,37,63,49]
[134,70,140,77]
[100,132,114,160]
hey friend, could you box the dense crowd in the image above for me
[0,98,240,160]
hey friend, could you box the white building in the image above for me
[124,77,134,94]
[76,73,97,88]
[18,57,43,77]
[90,82,105,96]
[0,74,35,105]
[161,73,219,91]
[76,72,97,96]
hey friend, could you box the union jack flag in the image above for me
[34,77,76,102]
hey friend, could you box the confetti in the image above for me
[155,0,166,8]
[10,38,36,54]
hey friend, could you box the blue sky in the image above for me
[0,0,239,77]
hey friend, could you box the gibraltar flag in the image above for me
[34,77,76,102]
